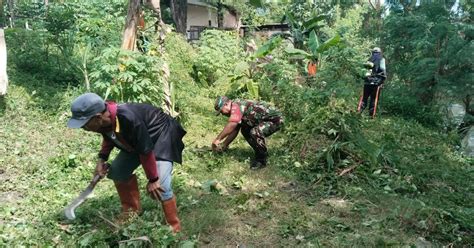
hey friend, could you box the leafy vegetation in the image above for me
[90,47,166,105]
[192,30,243,86]
[1,1,472,247]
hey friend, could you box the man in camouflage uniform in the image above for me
[212,96,283,169]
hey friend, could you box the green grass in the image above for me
[0,75,472,247]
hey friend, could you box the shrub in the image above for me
[90,47,165,105]
[164,32,196,88]
[164,32,199,123]
[6,29,80,84]
[382,81,441,127]
[192,30,243,86]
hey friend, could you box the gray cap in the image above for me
[67,93,105,128]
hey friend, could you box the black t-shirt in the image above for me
[112,103,186,163]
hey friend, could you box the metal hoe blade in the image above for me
[64,174,101,220]
[64,186,95,220]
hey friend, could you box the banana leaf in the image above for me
[317,34,341,53]
[308,30,320,56]
[303,14,328,30]
[284,47,312,59]
[249,0,263,8]
[254,36,283,58]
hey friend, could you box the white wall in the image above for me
[223,11,239,29]
[187,4,218,30]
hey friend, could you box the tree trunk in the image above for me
[121,0,141,50]
[7,0,13,28]
[367,0,383,33]
[0,0,4,28]
[145,0,164,32]
[217,1,224,28]
[162,63,175,116]
[170,0,187,35]
[145,0,175,117]
[0,29,8,96]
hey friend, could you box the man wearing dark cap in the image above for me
[213,96,283,169]
[358,47,387,117]
[67,93,186,233]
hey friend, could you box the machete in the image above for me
[64,165,109,220]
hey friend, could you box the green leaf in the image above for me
[249,0,264,8]
[326,152,334,169]
[284,47,312,59]
[317,34,341,53]
[308,30,320,56]
[233,61,250,76]
[179,240,196,248]
[246,80,259,99]
[254,36,283,58]
[303,15,327,30]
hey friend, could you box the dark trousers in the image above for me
[240,118,283,164]
[360,84,380,116]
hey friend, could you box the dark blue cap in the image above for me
[67,93,105,128]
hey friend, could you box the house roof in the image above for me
[241,23,290,30]
[188,0,217,9]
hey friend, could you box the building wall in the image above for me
[186,2,240,40]
[187,4,218,30]
[223,11,239,29]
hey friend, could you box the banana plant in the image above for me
[282,11,328,49]
[285,30,341,75]
[228,35,283,98]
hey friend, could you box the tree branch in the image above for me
[368,0,376,10]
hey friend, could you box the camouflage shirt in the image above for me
[228,99,282,127]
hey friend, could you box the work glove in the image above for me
[147,180,165,200]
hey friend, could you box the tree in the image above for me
[382,3,473,107]
[0,0,5,28]
[0,28,7,96]
[120,0,175,116]
[144,0,176,116]
[121,0,141,50]
[145,0,165,29]
[170,0,186,34]
[7,0,14,27]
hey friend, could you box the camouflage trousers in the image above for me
[240,117,283,164]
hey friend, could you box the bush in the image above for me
[382,81,441,127]
[164,32,196,88]
[90,47,165,105]
[192,30,243,86]
[6,29,80,84]
[164,32,199,123]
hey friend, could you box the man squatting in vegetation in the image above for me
[212,96,284,169]
[67,93,186,233]
[358,47,387,117]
